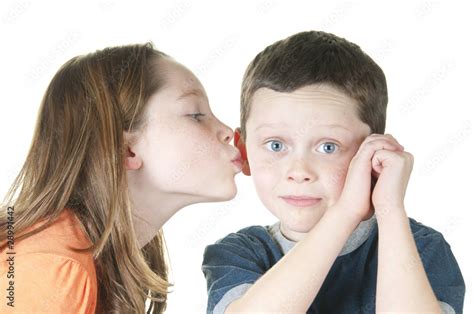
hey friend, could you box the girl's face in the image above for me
[126,58,242,207]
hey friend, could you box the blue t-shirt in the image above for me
[202,215,465,313]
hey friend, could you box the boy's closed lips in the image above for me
[279,195,322,207]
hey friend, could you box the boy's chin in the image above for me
[278,209,328,238]
[279,219,320,241]
[286,223,315,234]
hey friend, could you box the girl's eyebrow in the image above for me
[176,89,204,101]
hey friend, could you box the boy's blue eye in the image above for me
[265,140,286,152]
[317,142,339,154]
[188,113,205,122]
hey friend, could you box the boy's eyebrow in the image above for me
[255,123,352,133]
[321,124,353,133]
[254,123,289,131]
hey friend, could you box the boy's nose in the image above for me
[286,159,316,183]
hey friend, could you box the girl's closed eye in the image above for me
[264,140,287,152]
[317,142,339,154]
[188,112,206,122]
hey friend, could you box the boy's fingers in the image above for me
[357,140,401,160]
[344,134,405,191]
[383,133,404,150]
[362,134,404,152]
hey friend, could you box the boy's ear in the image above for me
[234,128,251,176]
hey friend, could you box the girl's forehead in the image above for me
[153,58,206,99]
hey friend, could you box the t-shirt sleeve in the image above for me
[413,223,465,313]
[202,228,280,314]
[1,252,97,313]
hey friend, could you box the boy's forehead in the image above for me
[247,84,369,135]
[251,84,356,107]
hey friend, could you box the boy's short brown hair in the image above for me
[240,31,387,140]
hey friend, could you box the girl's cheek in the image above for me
[204,127,223,149]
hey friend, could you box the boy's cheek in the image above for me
[248,151,281,173]
[252,166,278,186]
[253,163,284,183]
[325,164,349,191]
[252,176,278,210]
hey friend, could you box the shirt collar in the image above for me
[267,214,377,256]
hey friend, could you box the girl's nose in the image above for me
[218,122,233,144]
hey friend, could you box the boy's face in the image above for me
[244,84,372,241]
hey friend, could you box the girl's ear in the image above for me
[234,128,251,176]
[124,132,143,170]
[124,147,143,170]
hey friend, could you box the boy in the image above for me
[201,31,465,313]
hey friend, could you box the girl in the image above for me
[0,43,242,313]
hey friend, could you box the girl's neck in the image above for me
[130,191,199,248]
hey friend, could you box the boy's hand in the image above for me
[334,134,404,222]
[371,144,414,213]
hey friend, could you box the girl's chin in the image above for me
[217,185,238,201]
[199,184,238,202]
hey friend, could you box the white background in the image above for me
[0,1,472,313]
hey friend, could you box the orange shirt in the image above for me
[1,208,97,313]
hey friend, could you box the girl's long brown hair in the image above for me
[0,42,171,313]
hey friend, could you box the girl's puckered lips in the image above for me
[231,151,243,171]
[279,195,322,207]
